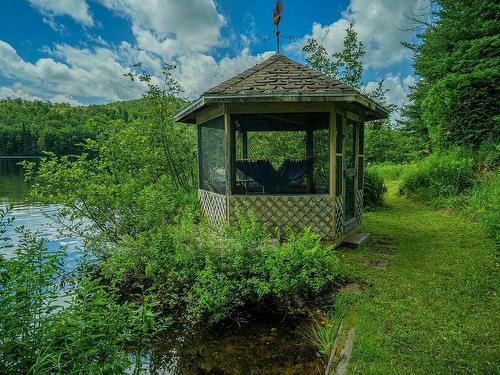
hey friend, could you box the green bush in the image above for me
[462,171,500,240]
[363,170,387,209]
[101,216,343,326]
[364,126,414,164]
[399,151,475,199]
[367,163,408,181]
[422,69,500,151]
[0,208,164,374]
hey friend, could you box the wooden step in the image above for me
[343,232,370,248]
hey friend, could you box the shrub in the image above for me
[422,69,500,151]
[462,171,500,240]
[0,208,164,374]
[367,163,408,181]
[363,170,387,209]
[364,126,414,164]
[101,216,344,326]
[399,150,475,200]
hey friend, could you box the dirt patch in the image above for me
[370,246,397,255]
[341,282,362,293]
[365,258,388,270]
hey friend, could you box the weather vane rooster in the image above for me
[272,1,284,52]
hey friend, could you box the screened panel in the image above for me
[335,155,343,197]
[344,120,357,222]
[358,156,364,189]
[345,119,357,169]
[313,128,329,193]
[358,123,364,155]
[336,113,343,153]
[233,112,329,194]
[199,116,225,194]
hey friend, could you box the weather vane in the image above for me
[269,0,293,53]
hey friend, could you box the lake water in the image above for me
[0,157,83,266]
[0,157,322,374]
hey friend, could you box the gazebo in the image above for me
[174,53,388,243]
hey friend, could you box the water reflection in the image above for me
[0,157,83,268]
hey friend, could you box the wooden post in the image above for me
[224,104,235,195]
[306,128,313,193]
[329,103,337,198]
[329,104,337,238]
[197,125,203,189]
[242,129,248,159]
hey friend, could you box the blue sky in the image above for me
[0,0,422,108]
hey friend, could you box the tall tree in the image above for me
[400,0,500,151]
[303,24,414,163]
[303,22,365,88]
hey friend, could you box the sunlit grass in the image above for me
[336,181,499,374]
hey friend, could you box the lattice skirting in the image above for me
[199,189,227,228]
[355,189,363,226]
[229,194,335,239]
[334,195,344,239]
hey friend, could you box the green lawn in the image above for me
[338,181,499,374]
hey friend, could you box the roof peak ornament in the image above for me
[272,1,284,53]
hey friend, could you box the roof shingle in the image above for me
[204,53,358,96]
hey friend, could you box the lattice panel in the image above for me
[199,189,227,228]
[355,189,363,226]
[334,196,344,239]
[229,195,334,239]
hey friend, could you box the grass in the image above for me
[336,181,499,374]
[366,163,409,181]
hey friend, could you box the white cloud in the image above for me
[0,40,144,103]
[0,84,43,102]
[98,0,225,58]
[364,73,417,119]
[28,0,94,26]
[50,94,84,106]
[0,37,274,103]
[287,0,428,69]
[177,48,274,98]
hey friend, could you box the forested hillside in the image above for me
[0,98,155,156]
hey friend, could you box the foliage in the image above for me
[303,22,365,88]
[422,69,499,151]
[401,0,500,153]
[23,97,196,250]
[100,215,343,326]
[461,171,500,240]
[393,143,499,238]
[367,163,408,181]
[0,98,153,156]
[0,208,165,374]
[399,149,475,199]
[363,169,387,210]
[304,291,358,362]
[364,125,415,164]
[124,62,193,191]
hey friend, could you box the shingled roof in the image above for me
[175,53,388,123]
[204,53,357,96]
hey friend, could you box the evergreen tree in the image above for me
[401,0,500,151]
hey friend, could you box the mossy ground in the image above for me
[337,181,499,374]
